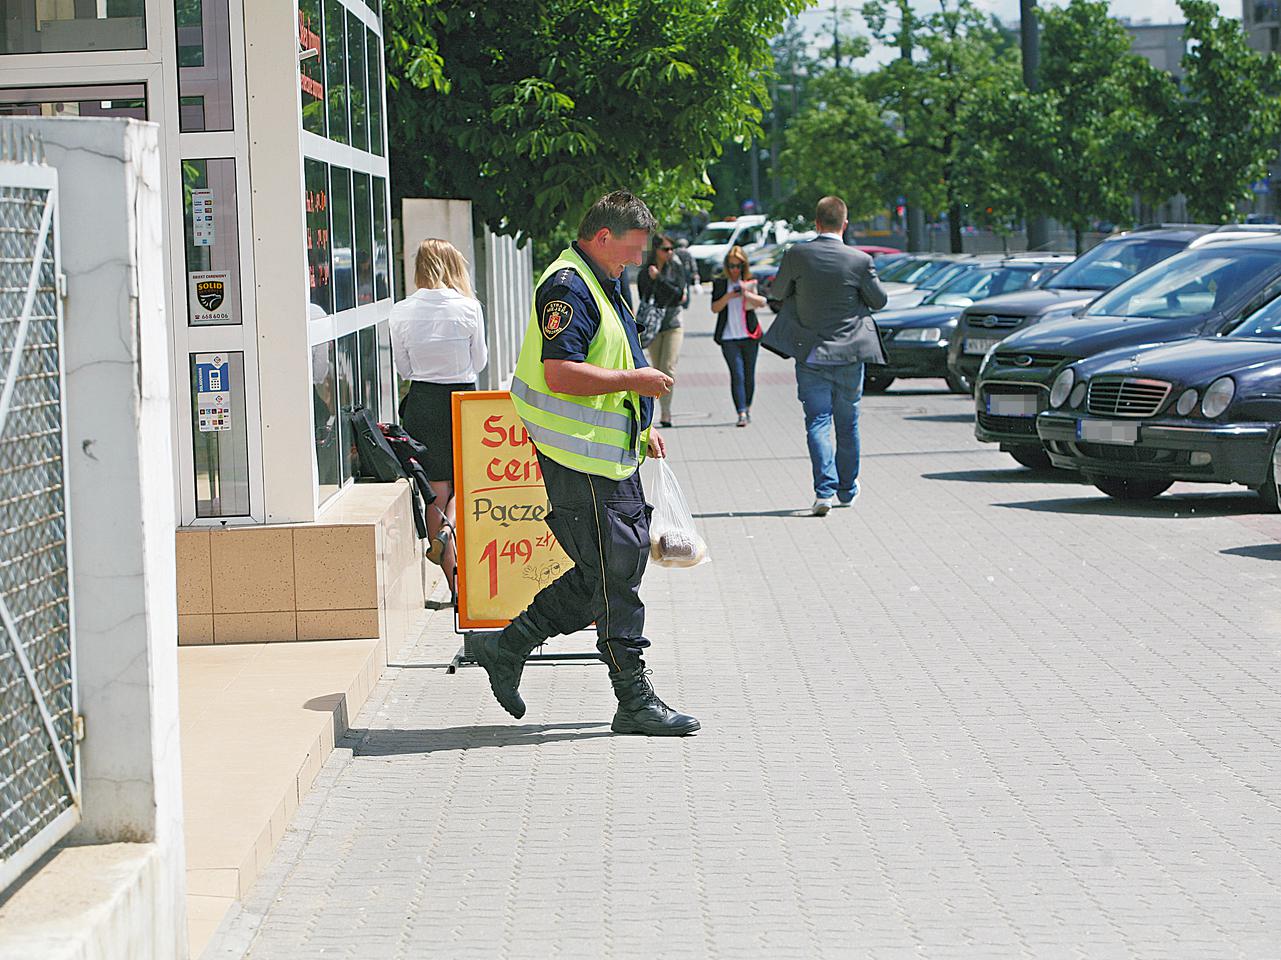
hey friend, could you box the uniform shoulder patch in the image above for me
[541,299,574,340]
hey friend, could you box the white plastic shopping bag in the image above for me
[646,457,710,568]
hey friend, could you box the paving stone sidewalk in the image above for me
[207,301,1281,960]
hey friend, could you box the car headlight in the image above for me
[1050,368,1075,408]
[1201,377,1235,418]
[1175,388,1198,416]
[1069,382,1087,408]
[896,327,942,343]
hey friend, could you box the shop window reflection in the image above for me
[331,167,355,311]
[299,0,326,136]
[304,158,332,313]
[312,340,340,503]
[336,333,358,484]
[358,325,378,418]
[324,0,348,145]
[373,176,390,301]
[366,26,383,156]
[182,158,242,326]
[353,172,374,306]
[0,1,146,54]
[175,0,234,132]
[0,84,146,120]
[347,14,368,152]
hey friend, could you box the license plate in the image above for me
[986,393,1038,417]
[964,337,1001,355]
[1077,419,1139,445]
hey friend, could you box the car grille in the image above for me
[966,314,1023,329]
[1086,377,1172,418]
[977,412,1039,436]
[991,351,1061,369]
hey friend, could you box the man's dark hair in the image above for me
[816,195,848,231]
[577,190,658,240]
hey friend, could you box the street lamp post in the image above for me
[1021,0,1051,250]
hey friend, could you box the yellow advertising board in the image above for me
[452,391,573,629]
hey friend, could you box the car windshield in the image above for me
[917,262,973,291]
[884,259,958,285]
[692,224,738,245]
[924,265,1042,305]
[1044,237,1184,291]
[749,244,788,266]
[1084,248,1281,320]
[1226,285,1281,339]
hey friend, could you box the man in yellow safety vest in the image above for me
[476,191,700,736]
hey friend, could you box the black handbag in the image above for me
[636,297,664,348]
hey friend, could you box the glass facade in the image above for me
[305,0,394,506]
[0,1,146,55]
[182,158,242,326]
[175,0,234,132]
[190,352,250,517]
[0,83,146,120]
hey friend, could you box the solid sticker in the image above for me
[541,299,573,339]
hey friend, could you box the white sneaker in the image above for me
[811,498,832,517]
[835,481,861,507]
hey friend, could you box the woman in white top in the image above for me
[389,238,488,590]
[710,245,767,427]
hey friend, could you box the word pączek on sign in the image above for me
[452,391,572,629]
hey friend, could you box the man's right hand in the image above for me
[630,367,674,397]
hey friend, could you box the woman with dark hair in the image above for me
[637,233,688,428]
[711,245,767,427]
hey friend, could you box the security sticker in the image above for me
[189,271,232,324]
[541,299,573,339]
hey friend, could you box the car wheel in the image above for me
[1007,445,1054,471]
[1255,436,1281,512]
[1088,475,1173,501]
[945,370,971,395]
[864,368,895,393]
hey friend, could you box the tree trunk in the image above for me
[949,204,964,253]
[1074,225,1084,255]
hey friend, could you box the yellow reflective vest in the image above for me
[510,247,649,480]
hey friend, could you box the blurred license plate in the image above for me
[986,394,1038,417]
[964,337,1001,355]
[1077,419,1139,445]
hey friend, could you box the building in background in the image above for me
[0,0,395,530]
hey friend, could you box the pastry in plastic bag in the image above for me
[645,458,710,568]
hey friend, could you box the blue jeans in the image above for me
[795,360,864,501]
[720,339,760,414]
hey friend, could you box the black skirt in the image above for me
[398,380,476,482]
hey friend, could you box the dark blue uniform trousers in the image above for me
[515,450,651,656]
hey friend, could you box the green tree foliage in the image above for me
[861,0,1020,252]
[1167,0,1281,222]
[776,69,891,221]
[383,0,807,242]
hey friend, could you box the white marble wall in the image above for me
[6,117,187,957]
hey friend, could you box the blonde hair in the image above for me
[414,238,474,298]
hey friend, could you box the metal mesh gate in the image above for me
[0,143,78,894]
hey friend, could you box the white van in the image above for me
[687,215,790,281]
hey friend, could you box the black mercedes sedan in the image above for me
[868,255,1072,393]
[973,236,1281,470]
[1035,302,1281,508]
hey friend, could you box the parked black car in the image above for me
[867,255,1072,393]
[947,225,1216,388]
[974,236,1281,469]
[1036,303,1281,508]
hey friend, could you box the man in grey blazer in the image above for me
[769,196,888,516]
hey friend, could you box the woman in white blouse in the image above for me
[389,239,488,591]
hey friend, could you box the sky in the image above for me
[796,0,1239,68]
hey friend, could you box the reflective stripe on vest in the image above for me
[510,246,647,479]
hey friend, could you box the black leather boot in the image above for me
[475,620,542,719]
[602,642,701,736]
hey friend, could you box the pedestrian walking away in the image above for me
[389,238,489,594]
[638,233,688,427]
[768,195,888,515]
[711,245,766,427]
[674,236,701,302]
[476,190,700,737]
